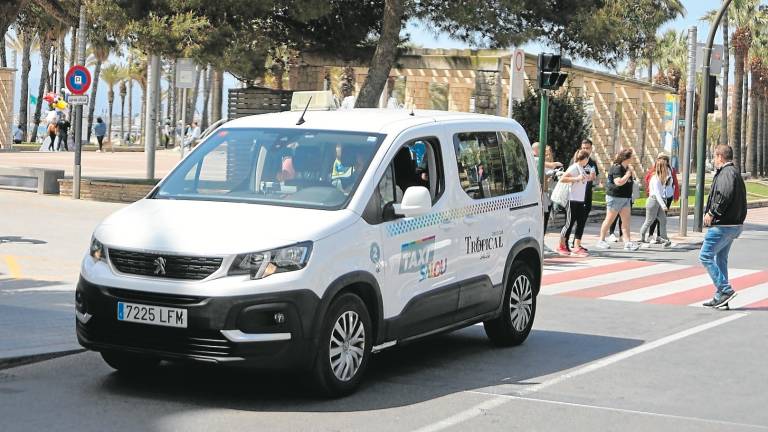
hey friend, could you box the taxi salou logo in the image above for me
[399,236,447,281]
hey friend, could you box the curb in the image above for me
[0,349,86,370]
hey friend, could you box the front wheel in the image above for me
[312,293,372,397]
[484,261,537,346]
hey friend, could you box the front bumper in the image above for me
[75,277,320,369]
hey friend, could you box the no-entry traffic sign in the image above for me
[66,65,92,95]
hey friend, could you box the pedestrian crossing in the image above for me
[542,257,768,310]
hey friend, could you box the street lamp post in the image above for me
[694,0,733,231]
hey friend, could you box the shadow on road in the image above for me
[97,326,642,412]
[0,236,47,245]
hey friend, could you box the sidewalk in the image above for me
[544,212,706,253]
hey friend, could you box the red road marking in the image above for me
[542,260,655,285]
[562,266,707,298]
[647,271,768,305]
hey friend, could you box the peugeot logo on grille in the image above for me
[153,256,167,276]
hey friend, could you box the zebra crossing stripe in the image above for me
[543,261,660,295]
[543,260,653,286]
[601,271,748,303]
[561,264,696,299]
[689,282,768,308]
[648,271,768,305]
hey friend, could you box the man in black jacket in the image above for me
[700,144,747,307]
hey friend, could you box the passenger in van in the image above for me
[393,147,421,197]
[331,144,353,189]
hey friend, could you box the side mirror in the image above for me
[393,186,431,217]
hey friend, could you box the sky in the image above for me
[4,0,729,124]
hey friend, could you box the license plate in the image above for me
[117,301,187,328]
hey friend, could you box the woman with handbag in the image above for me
[596,148,640,251]
[556,150,591,257]
[639,156,672,246]
[644,154,679,243]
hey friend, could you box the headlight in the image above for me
[228,242,312,280]
[90,237,105,262]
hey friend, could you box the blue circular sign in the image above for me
[66,65,91,95]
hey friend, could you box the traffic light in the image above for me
[707,74,718,114]
[537,53,571,91]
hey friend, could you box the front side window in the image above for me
[154,128,385,209]
[364,137,444,224]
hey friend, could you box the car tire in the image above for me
[483,260,537,347]
[100,350,160,374]
[312,293,372,397]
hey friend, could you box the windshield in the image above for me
[154,128,386,209]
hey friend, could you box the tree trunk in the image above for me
[201,65,212,130]
[57,34,66,93]
[140,85,146,144]
[627,58,637,78]
[720,9,729,146]
[0,34,5,68]
[355,0,405,108]
[69,26,76,69]
[87,59,102,143]
[107,90,114,144]
[18,30,32,141]
[211,68,223,122]
[119,91,125,145]
[170,61,177,147]
[128,78,133,143]
[748,69,758,176]
[30,37,52,143]
[647,56,653,83]
[758,95,764,177]
[741,64,749,172]
[732,50,744,173]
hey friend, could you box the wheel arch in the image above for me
[503,237,542,295]
[315,271,385,345]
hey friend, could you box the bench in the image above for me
[0,167,66,194]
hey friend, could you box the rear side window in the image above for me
[499,131,529,194]
[453,131,529,199]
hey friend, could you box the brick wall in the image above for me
[58,179,156,203]
[0,68,15,149]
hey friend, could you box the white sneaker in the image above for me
[624,241,640,251]
[607,234,619,243]
[595,240,611,249]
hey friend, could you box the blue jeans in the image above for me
[699,226,743,298]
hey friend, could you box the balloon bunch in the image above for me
[43,92,69,111]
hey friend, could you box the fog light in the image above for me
[274,312,286,324]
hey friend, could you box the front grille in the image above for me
[78,319,234,357]
[108,248,222,280]
[107,288,206,306]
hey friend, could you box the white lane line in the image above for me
[410,313,748,432]
[604,269,756,302]
[543,258,622,275]
[689,282,768,308]
[543,263,688,295]
[5,284,75,293]
[462,393,768,431]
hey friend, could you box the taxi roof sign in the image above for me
[291,91,338,111]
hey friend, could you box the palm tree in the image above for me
[100,63,123,149]
[119,73,127,144]
[748,30,768,175]
[86,40,113,143]
[15,30,36,141]
[719,0,765,173]
[128,56,147,144]
[30,25,57,143]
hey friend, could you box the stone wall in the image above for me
[288,49,674,177]
[58,178,157,203]
[0,68,15,149]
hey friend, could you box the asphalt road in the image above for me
[1,190,768,431]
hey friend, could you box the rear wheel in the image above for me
[484,261,537,346]
[312,293,372,397]
[100,350,160,374]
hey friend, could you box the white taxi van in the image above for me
[76,106,542,396]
